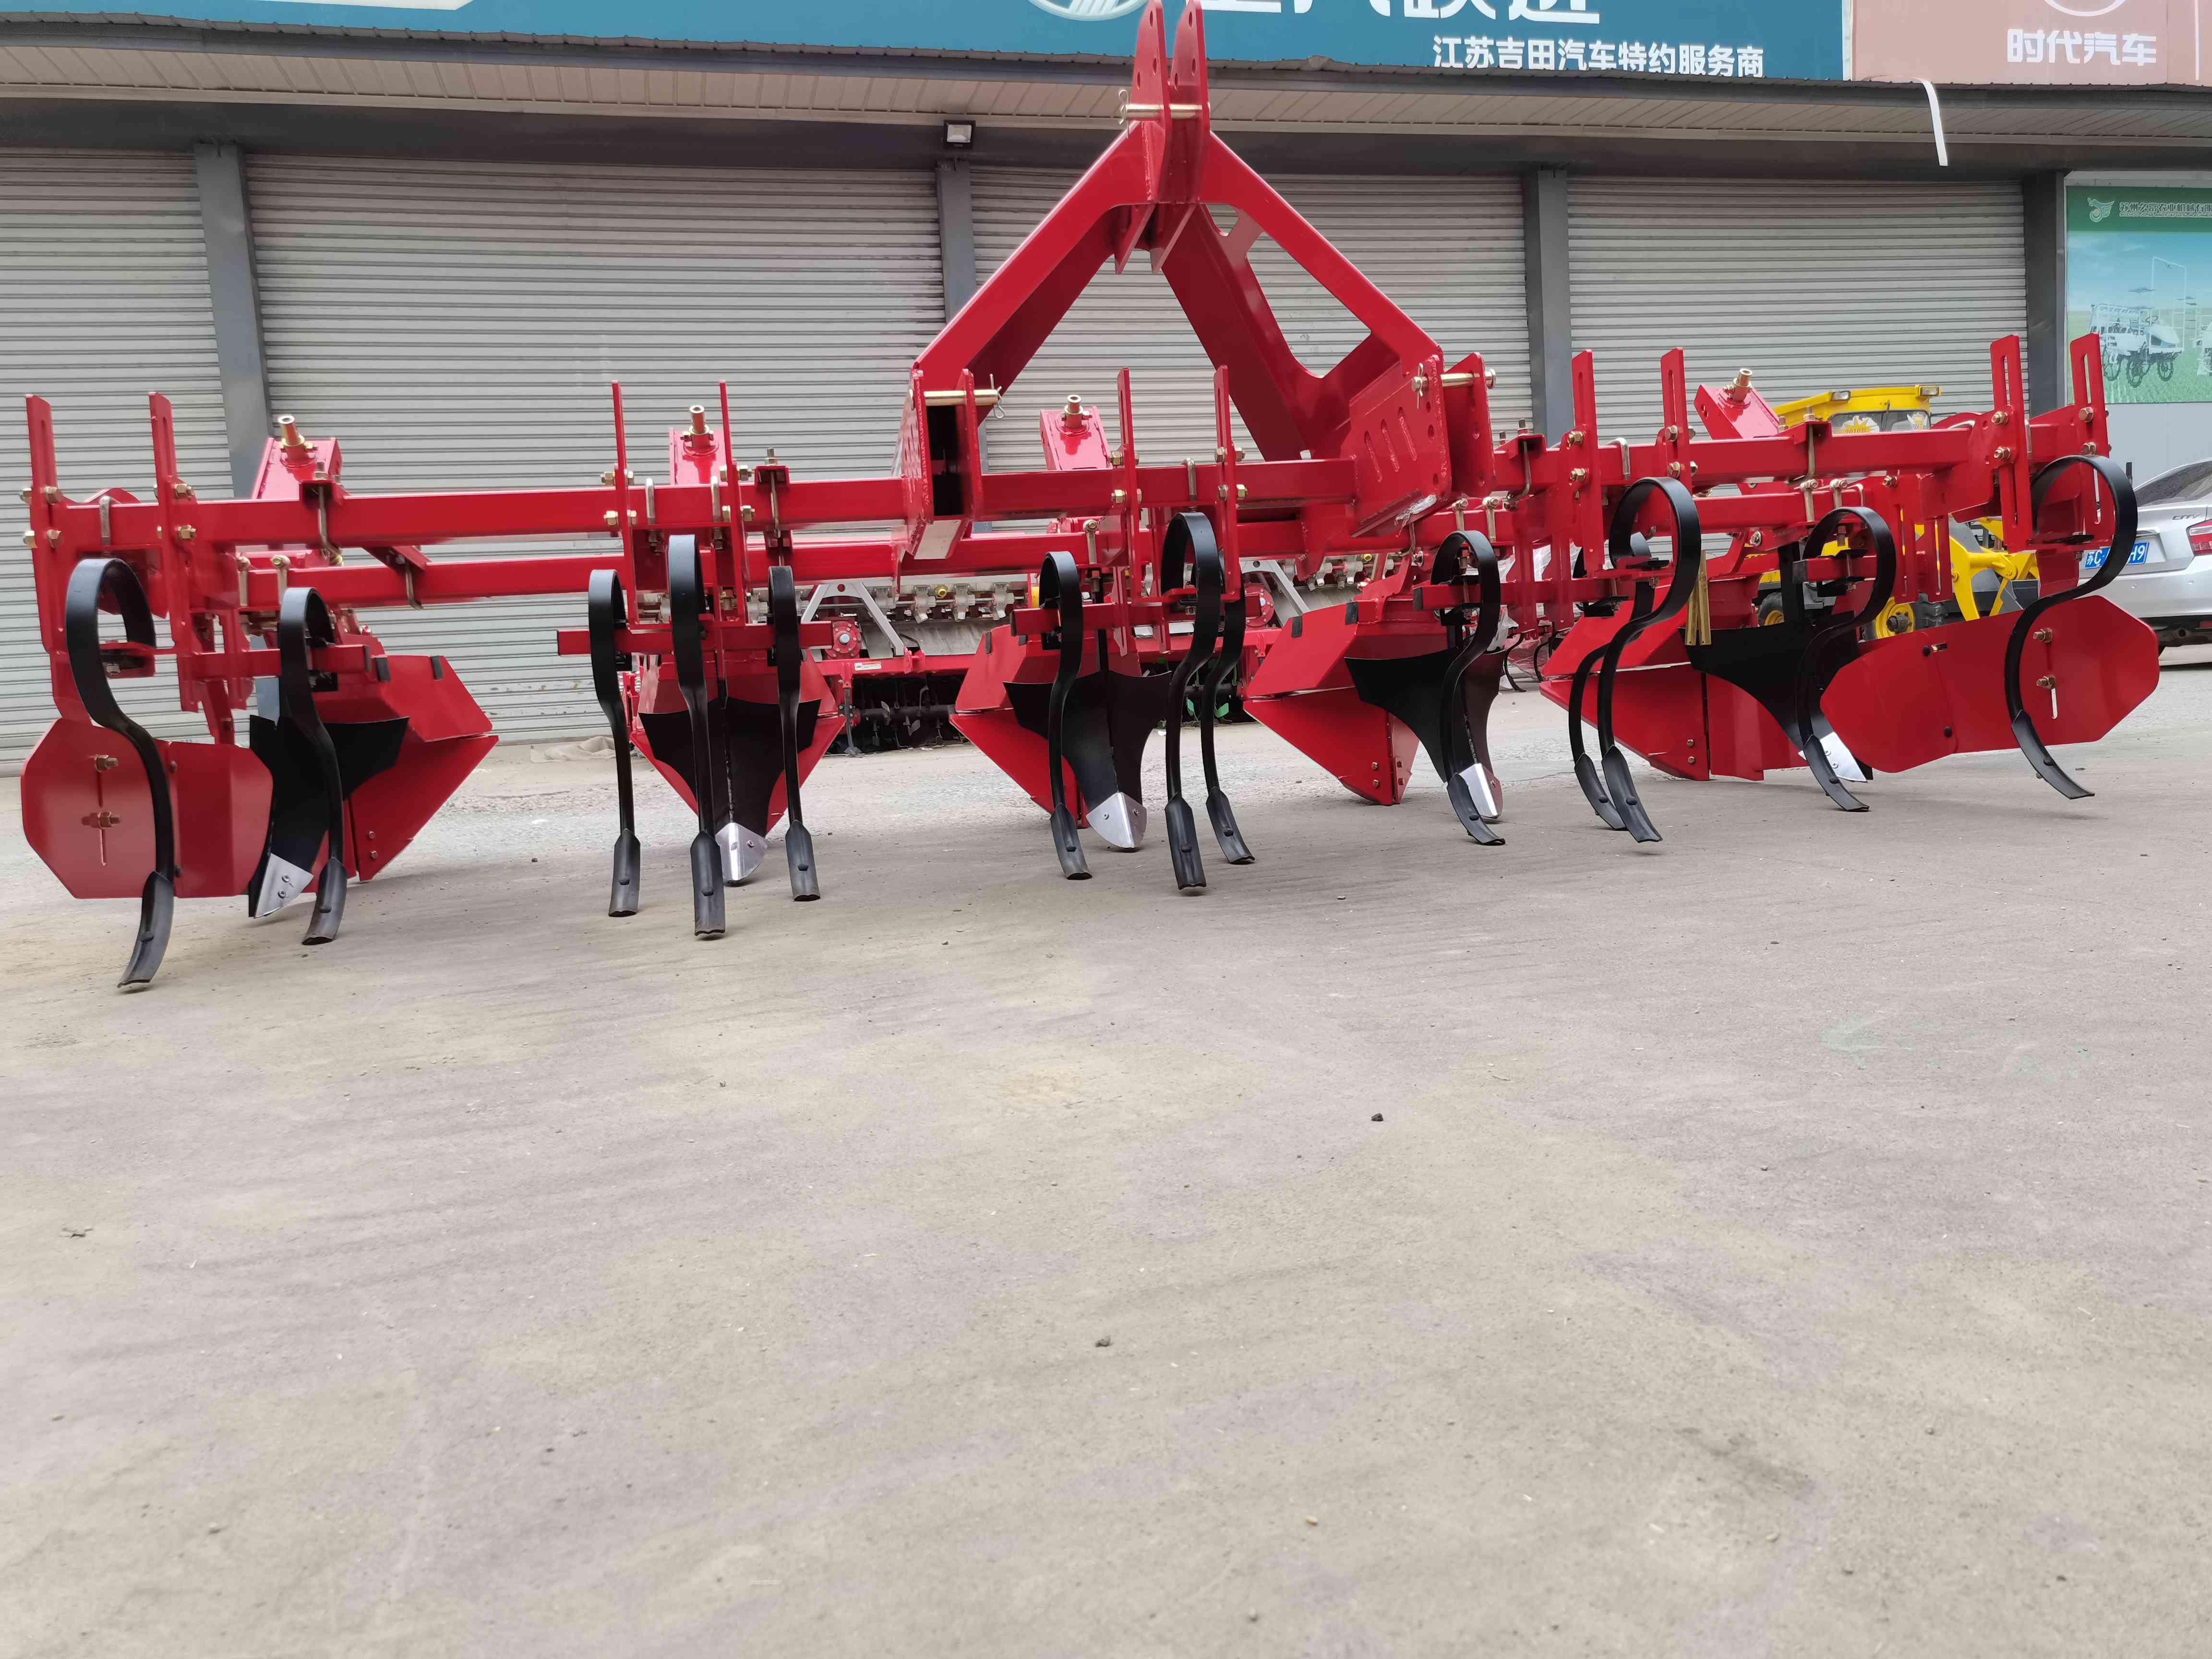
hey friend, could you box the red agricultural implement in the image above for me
[16,0,2158,989]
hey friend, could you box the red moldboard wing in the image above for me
[1243,604,1418,803]
[22,718,270,900]
[1823,598,2158,774]
[1538,612,1712,781]
[950,625,1077,817]
[631,656,844,830]
[322,654,498,879]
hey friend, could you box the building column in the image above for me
[937,157,978,318]
[1522,166,1573,436]
[192,141,272,495]
[2023,171,2068,414]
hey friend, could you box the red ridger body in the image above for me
[18,0,2160,987]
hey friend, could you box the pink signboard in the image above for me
[1854,0,2205,85]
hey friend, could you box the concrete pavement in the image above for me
[4,661,2209,1656]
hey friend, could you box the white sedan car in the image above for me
[2091,458,2212,649]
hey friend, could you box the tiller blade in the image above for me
[1826,457,2157,798]
[1683,506,1899,812]
[29,554,494,986]
[1245,531,1507,842]
[248,617,497,934]
[640,535,842,936]
[1825,596,2156,785]
[36,559,199,986]
[951,551,1173,881]
[1158,510,1256,890]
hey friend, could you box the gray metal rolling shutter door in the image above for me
[0,149,230,770]
[1568,178,2028,439]
[250,156,942,742]
[971,169,1529,472]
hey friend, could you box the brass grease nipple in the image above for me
[277,415,309,456]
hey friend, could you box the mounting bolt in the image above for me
[47,528,62,545]
[601,469,617,485]
[1994,447,2015,464]
[2034,627,2055,643]
[2036,674,2057,689]
[1111,489,1128,506]
[1993,411,2009,427]
[1569,468,1588,485]
[15,487,28,504]
[19,530,33,549]
[1237,483,1248,502]
[604,510,620,529]
[1667,461,1684,477]
[1564,430,1584,447]
[2080,408,2095,424]
[175,525,196,542]
[81,810,121,830]
[93,754,118,771]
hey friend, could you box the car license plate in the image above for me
[2081,538,2152,572]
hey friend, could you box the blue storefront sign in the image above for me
[12,1,1843,81]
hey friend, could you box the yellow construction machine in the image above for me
[1755,384,2039,635]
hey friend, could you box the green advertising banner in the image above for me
[2067,185,2212,407]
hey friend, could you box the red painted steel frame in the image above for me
[19,0,2135,821]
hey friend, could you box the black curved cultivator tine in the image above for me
[1038,550,1091,880]
[768,564,820,902]
[1159,512,1224,892]
[587,569,642,916]
[1196,551,1253,865]
[1566,645,1625,831]
[1792,507,1899,814]
[273,586,350,944]
[63,557,175,988]
[1593,477,1704,844]
[1433,529,1505,846]
[2007,454,2138,800]
[668,534,727,938]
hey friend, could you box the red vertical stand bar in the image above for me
[146,394,195,717]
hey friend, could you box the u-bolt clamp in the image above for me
[668,534,728,938]
[1159,511,1225,892]
[767,563,820,902]
[1037,548,1091,880]
[275,585,349,945]
[1578,477,1703,844]
[1431,529,1505,846]
[63,556,175,988]
[586,569,641,916]
[1788,507,1898,813]
[2008,454,2137,800]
